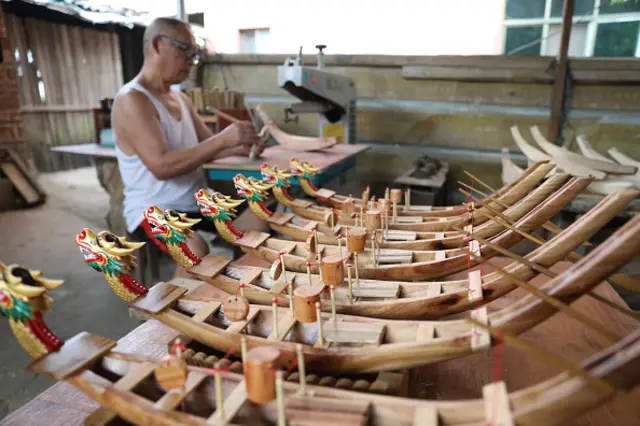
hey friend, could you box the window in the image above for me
[504,0,640,57]
[239,28,270,54]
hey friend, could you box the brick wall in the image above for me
[0,3,24,145]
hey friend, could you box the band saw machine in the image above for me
[277,45,357,144]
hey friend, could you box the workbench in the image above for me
[2,258,639,426]
[50,143,370,236]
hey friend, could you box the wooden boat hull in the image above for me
[41,326,640,426]
[186,188,640,319]
[127,214,640,375]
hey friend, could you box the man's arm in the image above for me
[113,90,233,180]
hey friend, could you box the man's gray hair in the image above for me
[142,17,191,53]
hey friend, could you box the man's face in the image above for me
[154,28,198,84]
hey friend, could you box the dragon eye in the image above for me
[79,229,86,239]
[147,207,154,213]
[197,190,203,196]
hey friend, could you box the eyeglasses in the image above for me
[158,34,200,65]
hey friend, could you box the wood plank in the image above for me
[293,199,314,209]
[427,283,441,298]
[0,161,39,203]
[28,332,117,380]
[239,267,264,285]
[435,251,446,261]
[412,406,439,426]
[207,380,248,425]
[267,211,295,225]
[154,371,208,410]
[234,230,270,249]
[334,282,400,299]
[468,270,483,303]
[270,279,291,295]
[470,307,490,352]
[286,396,370,426]
[315,188,337,199]
[377,254,413,264]
[402,65,553,83]
[323,321,386,345]
[483,381,514,426]
[130,282,188,315]
[394,216,424,224]
[83,362,156,426]
[226,307,261,334]
[192,301,222,323]
[267,311,297,340]
[7,148,46,196]
[188,254,231,279]
[303,220,321,231]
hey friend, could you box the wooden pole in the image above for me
[547,0,575,145]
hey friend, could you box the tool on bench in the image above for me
[277,44,357,144]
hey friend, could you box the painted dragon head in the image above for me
[233,174,270,202]
[290,157,320,180]
[75,228,142,274]
[260,163,294,188]
[0,260,63,313]
[194,188,244,222]
[143,206,200,246]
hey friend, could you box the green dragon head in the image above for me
[233,174,270,202]
[143,206,200,247]
[290,157,320,180]
[75,228,141,276]
[260,163,294,188]
[0,261,64,314]
[194,188,245,223]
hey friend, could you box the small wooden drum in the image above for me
[347,227,367,253]
[293,283,324,323]
[223,295,250,322]
[245,346,280,403]
[364,210,381,233]
[321,255,344,287]
[390,188,403,204]
[377,199,391,214]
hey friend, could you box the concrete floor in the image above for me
[0,167,639,420]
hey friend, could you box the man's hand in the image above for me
[220,121,260,148]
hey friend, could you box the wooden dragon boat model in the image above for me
[75,213,640,377]
[165,188,640,320]
[20,321,640,426]
[286,156,547,219]
[246,167,571,250]
[192,175,590,281]
[276,160,559,233]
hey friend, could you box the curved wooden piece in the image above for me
[609,147,640,169]
[501,148,525,186]
[254,105,338,152]
[576,136,617,164]
[175,188,640,321]
[138,214,640,374]
[530,125,636,175]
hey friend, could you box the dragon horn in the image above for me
[175,211,202,225]
[120,238,146,250]
[104,246,138,257]
[12,284,47,298]
[38,277,65,290]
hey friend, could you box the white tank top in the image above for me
[113,80,207,233]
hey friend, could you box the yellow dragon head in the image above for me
[260,163,295,188]
[194,188,245,221]
[0,261,63,313]
[290,157,320,179]
[143,206,200,244]
[233,174,267,201]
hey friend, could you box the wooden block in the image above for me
[377,254,413,264]
[314,188,336,200]
[470,307,491,352]
[385,232,418,241]
[434,251,446,261]
[267,311,297,340]
[434,232,445,240]
[192,301,222,323]
[303,220,321,231]
[286,396,370,426]
[427,283,441,298]
[412,406,439,426]
[334,282,400,299]
[239,267,263,285]
[438,217,448,222]
[234,230,270,249]
[468,270,483,303]
[226,307,261,334]
[188,254,231,278]
[407,205,432,212]
[207,380,248,425]
[267,211,295,225]
[28,332,117,380]
[130,282,187,315]
[416,324,435,341]
[464,224,473,233]
[394,216,423,223]
[483,381,514,426]
[469,240,481,258]
[270,279,291,295]
[293,199,314,209]
[323,321,386,345]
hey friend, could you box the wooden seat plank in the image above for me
[188,254,231,279]
[323,321,386,345]
[239,267,264,285]
[267,211,295,225]
[267,311,297,340]
[226,307,261,334]
[130,282,187,315]
[193,301,222,323]
[154,371,208,410]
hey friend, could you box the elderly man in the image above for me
[111,17,265,277]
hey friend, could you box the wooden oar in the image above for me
[454,223,640,322]
[459,187,640,293]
